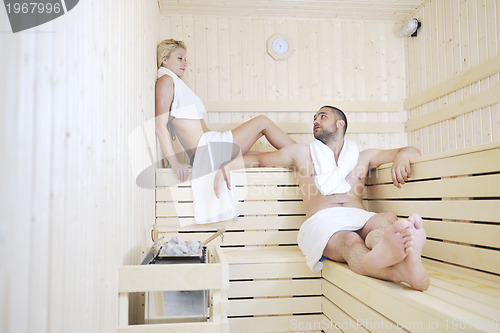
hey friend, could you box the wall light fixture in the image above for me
[400,18,421,37]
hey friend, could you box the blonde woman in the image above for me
[155,39,295,182]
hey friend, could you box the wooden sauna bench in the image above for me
[152,141,500,333]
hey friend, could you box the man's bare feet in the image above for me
[392,213,430,291]
[362,219,411,273]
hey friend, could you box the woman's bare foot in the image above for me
[392,214,430,291]
[362,219,411,273]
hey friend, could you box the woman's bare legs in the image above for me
[231,115,296,154]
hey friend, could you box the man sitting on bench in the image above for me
[215,105,430,291]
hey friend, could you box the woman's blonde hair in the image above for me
[157,39,186,69]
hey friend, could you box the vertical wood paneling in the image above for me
[0,0,159,332]
[406,0,500,155]
[158,16,407,150]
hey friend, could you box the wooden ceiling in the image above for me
[158,0,426,21]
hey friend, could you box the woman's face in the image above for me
[163,48,187,77]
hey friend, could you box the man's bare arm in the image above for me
[364,146,421,188]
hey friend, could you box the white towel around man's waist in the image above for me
[297,207,376,272]
[191,131,239,224]
[309,139,359,195]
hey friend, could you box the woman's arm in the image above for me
[155,75,191,182]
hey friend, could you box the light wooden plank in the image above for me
[228,279,321,298]
[155,215,304,231]
[229,262,319,280]
[425,268,500,311]
[117,321,221,333]
[156,200,305,217]
[422,259,500,296]
[423,240,500,275]
[227,296,322,316]
[366,200,500,223]
[204,100,401,113]
[322,261,496,332]
[156,168,296,187]
[366,173,500,199]
[228,315,326,333]
[406,85,500,131]
[321,297,370,333]
[118,264,223,292]
[208,121,401,134]
[405,55,500,110]
[322,281,404,332]
[223,246,305,264]
[160,230,299,246]
[156,185,302,201]
[423,220,500,249]
[368,143,500,184]
[119,293,129,326]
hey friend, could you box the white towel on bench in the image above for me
[309,139,359,195]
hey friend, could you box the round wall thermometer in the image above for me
[267,33,293,60]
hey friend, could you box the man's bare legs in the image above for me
[321,212,429,291]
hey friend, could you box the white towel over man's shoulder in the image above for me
[309,139,359,195]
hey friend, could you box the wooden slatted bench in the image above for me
[155,168,324,333]
[322,142,500,333]
[148,142,499,333]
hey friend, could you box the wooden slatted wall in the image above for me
[405,0,500,155]
[0,1,159,332]
[158,15,408,151]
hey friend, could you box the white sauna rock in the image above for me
[161,236,200,255]
[186,240,200,254]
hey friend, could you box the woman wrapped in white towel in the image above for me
[155,39,295,224]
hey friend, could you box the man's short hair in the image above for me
[320,105,348,135]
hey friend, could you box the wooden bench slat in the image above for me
[156,168,296,187]
[223,247,305,264]
[155,215,304,231]
[227,297,322,316]
[159,230,298,246]
[321,297,371,333]
[368,144,500,184]
[366,173,500,199]
[366,200,500,223]
[323,261,497,332]
[118,264,223,292]
[228,262,319,280]
[422,259,500,291]
[423,240,500,275]
[424,279,500,320]
[228,315,326,333]
[117,321,222,333]
[425,270,500,311]
[423,219,500,248]
[156,185,302,201]
[228,279,321,298]
[156,201,306,217]
[322,280,405,332]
